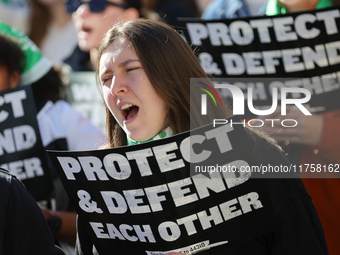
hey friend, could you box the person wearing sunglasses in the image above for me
[63,0,141,71]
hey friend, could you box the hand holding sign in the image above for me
[48,116,282,254]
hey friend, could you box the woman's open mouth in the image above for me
[121,104,139,121]
[79,25,92,39]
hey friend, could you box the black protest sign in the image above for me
[48,116,279,255]
[66,71,105,131]
[0,86,54,201]
[180,6,340,116]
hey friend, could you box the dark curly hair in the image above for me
[0,34,25,77]
[30,67,65,111]
[0,33,65,111]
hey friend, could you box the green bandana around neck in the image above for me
[266,0,333,16]
[127,126,175,145]
[0,21,52,85]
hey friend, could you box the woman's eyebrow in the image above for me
[99,68,111,79]
[118,59,140,67]
[100,59,140,77]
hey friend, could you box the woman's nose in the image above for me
[110,76,128,96]
[75,3,90,17]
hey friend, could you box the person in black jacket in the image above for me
[0,23,105,254]
[73,19,329,255]
[0,168,64,255]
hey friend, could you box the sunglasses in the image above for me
[65,0,130,13]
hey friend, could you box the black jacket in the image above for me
[75,131,328,255]
[0,168,65,255]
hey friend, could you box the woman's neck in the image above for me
[90,48,98,68]
[127,126,175,145]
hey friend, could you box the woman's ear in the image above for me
[8,71,20,89]
[124,8,140,21]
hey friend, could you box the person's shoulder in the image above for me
[244,127,287,165]
[53,100,73,111]
[0,168,14,185]
[38,100,77,118]
[244,129,311,213]
[0,167,27,204]
[0,167,29,190]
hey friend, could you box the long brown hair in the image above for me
[95,19,232,148]
[28,0,51,48]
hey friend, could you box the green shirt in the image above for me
[266,0,333,16]
[127,126,175,145]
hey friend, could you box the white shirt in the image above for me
[244,0,268,15]
[37,100,106,150]
[41,20,78,66]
